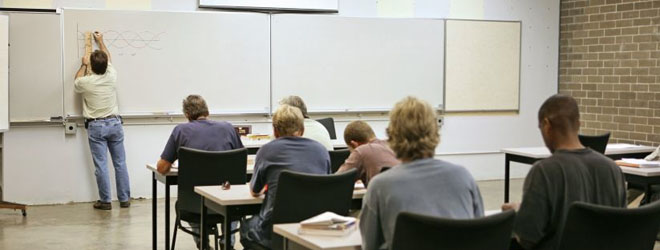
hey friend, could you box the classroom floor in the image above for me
[0,179,657,250]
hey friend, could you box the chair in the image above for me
[329,149,351,173]
[271,169,358,250]
[556,201,660,250]
[316,117,337,139]
[172,147,247,250]
[391,210,516,250]
[578,132,610,154]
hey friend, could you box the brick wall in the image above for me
[559,0,660,145]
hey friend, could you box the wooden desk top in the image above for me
[146,155,256,176]
[195,184,367,206]
[273,223,361,250]
[501,143,655,159]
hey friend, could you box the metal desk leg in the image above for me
[505,154,511,203]
[165,181,171,250]
[224,210,233,250]
[283,238,289,250]
[152,172,157,250]
[642,184,653,205]
[200,197,207,250]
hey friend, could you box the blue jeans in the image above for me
[87,117,131,203]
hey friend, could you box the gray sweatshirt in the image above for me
[359,158,484,250]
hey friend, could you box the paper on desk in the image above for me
[618,159,660,168]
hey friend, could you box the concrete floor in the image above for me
[0,179,657,249]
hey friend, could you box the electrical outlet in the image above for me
[64,123,77,135]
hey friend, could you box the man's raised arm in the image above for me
[93,31,111,63]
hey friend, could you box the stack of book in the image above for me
[298,212,357,236]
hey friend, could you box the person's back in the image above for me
[361,158,483,250]
[162,119,242,156]
[303,119,334,150]
[279,95,333,150]
[241,105,331,249]
[337,121,400,186]
[359,97,484,250]
[503,94,627,250]
[514,148,626,249]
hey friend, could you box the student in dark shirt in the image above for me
[240,104,331,249]
[157,95,244,249]
[502,94,626,250]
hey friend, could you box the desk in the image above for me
[500,143,655,202]
[273,223,361,250]
[195,184,366,250]
[147,158,255,250]
[619,166,660,204]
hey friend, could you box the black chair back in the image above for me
[391,210,516,250]
[556,201,660,250]
[271,169,357,224]
[316,117,337,140]
[578,132,610,154]
[329,149,351,173]
[177,147,247,214]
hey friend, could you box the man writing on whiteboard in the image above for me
[74,31,131,210]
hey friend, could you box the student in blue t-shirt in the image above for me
[240,104,331,249]
[157,94,244,250]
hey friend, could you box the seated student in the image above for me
[502,94,626,250]
[157,95,244,249]
[240,104,331,249]
[360,96,484,250]
[336,120,400,186]
[279,95,334,150]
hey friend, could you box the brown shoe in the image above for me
[120,201,131,208]
[93,200,111,210]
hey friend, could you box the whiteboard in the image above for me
[62,9,271,117]
[445,20,521,112]
[0,15,7,131]
[8,13,63,122]
[271,14,444,112]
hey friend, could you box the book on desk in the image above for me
[298,212,357,237]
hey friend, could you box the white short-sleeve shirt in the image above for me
[74,63,119,119]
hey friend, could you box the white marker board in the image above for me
[0,15,7,131]
[8,13,63,122]
[271,14,444,112]
[445,19,521,112]
[62,9,271,117]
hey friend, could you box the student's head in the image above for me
[90,50,108,75]
[182,95,209,121]
[272,104,305,138]
[537,94,581,152]
[344,121,376,150]
[279,96,309,118]
[387,96,439,162]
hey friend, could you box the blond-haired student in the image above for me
[240,104,331,249]
[360,96,484,250]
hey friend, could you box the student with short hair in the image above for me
[240,104,331,249]
[502,94,626,250]
[336,120,400,186]
[360,96,484,250]
[157,94,244,250]
[279,96,334,150]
